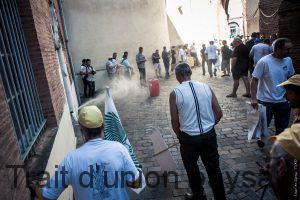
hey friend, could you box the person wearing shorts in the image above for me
[227,37,251,98]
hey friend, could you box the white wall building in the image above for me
[62,0,171,92]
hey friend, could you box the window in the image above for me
[0,0,46,159]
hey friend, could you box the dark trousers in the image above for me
[249,57,254,76]
[207,59,217,77]
[258,100,291,135]
[163,61,170,77]
[82,78,88,98]
[201,58,206,75]
[191,52,199,66]
[179,128,226,200]
[86,81,95,97]
[138,68,146,85]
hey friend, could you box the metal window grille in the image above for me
[0,0,46,160]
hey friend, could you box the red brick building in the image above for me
[223,0,300,73]
[0,0,78,199]
[259,0,300,73]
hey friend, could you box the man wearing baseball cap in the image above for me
[35,106,141,200]
[262,75,300,199]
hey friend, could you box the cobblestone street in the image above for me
[83,67,276,200]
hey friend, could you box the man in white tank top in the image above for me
[169,63,226,200]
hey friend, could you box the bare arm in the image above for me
[169,91,180,137]
[250,77,259,109]
[211,88,223,124]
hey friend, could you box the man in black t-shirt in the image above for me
[227,37,251,98]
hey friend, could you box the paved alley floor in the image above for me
[83,66,275,200]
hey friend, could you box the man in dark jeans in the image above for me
[200,44,207,76]
[136,47,147,86]
[251,38,295,147]
[85,59,96,97]
[169,63,226,200]
[80,59,88,97]
[162,46,170,79]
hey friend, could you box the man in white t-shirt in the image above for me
[251,38,295,146]
[34,106,141,200]
[250,38,272,67]
[178,45,187,63]
[190,43,199,66]
[205,41,220,77]
[80,59,96,97]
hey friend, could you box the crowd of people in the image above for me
[69,34,300,200]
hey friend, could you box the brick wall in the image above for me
[258,0,281,37]
[278,1,300,73]
[53,0,74,84]
[17,0,66,127]
[0,81,30,200]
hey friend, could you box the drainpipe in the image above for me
[57,0,81,105]
[57,47,75,114]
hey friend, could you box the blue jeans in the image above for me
[258,100,291,135]
[87,81,95,97]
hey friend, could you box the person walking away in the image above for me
[251,38,295,146]
[136,47,147,86]
[250,38,272,67]
[162,46,171,79]
[200,44,207,76]
[260,74,300,199]
[120,51,133,79]
[84,59,96,97]
[80,59,89,98]
[171,46,177,73]
[33,105,141,200]
[152,50,162,78]
[106,57,117,80]
[226,37,251,98]
[221,40,232,77]
[205,41,220,77]
[246,32,258,75]
[178,45,186,63]
[169,63,226,200]
[190,43,199,66]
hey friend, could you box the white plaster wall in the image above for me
[62,0,171,91]
[167,15,183,46]
[44,104,77,200]
[166,0,229,45]
[245,0,259,36]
